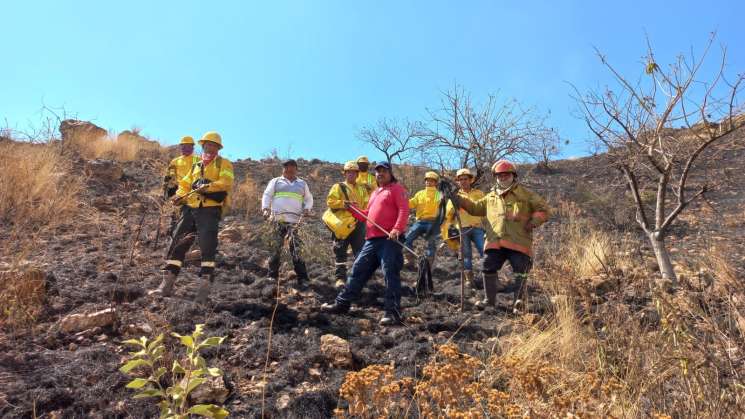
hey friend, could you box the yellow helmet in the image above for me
[424,171,440,181]
[456,168,473,178]
[179,136,195,145]
[199,131,223,149]
[343,161,359,172]
[356,155,370,163]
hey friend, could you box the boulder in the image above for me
[84,159,123,182]
[320,334,353,368]
[190,375,229,404]
[60,308,117,333]
[117,130,162,159]
[59,120,107,144]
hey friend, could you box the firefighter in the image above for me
[151,131,234,304]
[455,160,550,312]
[163,136,199,235]
[355,155,378,191]
[404,171,442,265]
[325,161,369,288]
[442,168,486,289]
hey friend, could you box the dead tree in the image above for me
[357,118,424,164]
[573,34,744,287]
[419,85,558,184]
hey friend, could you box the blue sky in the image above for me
[2,1,743,162]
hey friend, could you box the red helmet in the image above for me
[492,160,517,174]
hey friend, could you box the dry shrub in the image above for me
[230,176,261,218]
[66,129,164,162]
[0,141,82,233]
[0,268,46,332]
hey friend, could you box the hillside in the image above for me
[1,121,744,418]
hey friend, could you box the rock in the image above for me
[117,130,162,159]
[356,319,372,332]
[190,375,229,404]
[276,393,291,410]
[319,334,353,368]
[84,159,123,182]
[60,308,117,333]
[59,120,107,144]
[218,227,242,243]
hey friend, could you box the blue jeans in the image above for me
[404,220,439,257]
[460,227,485,270]
[336,237,404,314]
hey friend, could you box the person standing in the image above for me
[162,136,200,235]
[443,168,486,289]
[326,161,369,288]
[321,162,409,326]
[355,155,378,191]
[455,160,550,312]
[404,171,442,265]
[152,132,234,304]
[261,159,314,287]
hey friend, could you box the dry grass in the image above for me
[0,141,82,234]
[336,198,745,417]
[230,176,261,218]
[0,268,47,333]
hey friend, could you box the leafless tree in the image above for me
[419,85,559,184]
[357,118,424,163]
[573,33,744,287]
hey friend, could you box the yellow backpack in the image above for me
[322,183,357,239]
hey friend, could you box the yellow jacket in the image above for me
[445,188,485,228]
[356,171,377,191]
[408,187,442,221]
[176,156,234,209]
[327,181,369,212]
[165,154,199,190]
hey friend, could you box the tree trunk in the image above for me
[648,231,678,287]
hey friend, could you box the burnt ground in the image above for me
[1,142,744,418]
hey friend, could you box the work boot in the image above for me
[379,311,403,326]
[321,301,350,314]
[149,271,177,297]
[475,273,498,311]
[464,270,481,290]
[194,275,213,305]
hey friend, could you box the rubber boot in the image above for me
[194,274,213,305]
[149,271,177,297]
[475,273,498,310]
[512,274,528,314]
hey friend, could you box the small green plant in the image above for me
[120,324,229,419]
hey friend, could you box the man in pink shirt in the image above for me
[322,161,409,325]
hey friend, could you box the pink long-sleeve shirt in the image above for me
[351,182,409,239]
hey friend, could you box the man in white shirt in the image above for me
[261,159,314,286]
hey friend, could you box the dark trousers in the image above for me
[166,206,221,275]
[268,222,308,280]
[332,223,366,280]
[482,248,532,293]
[336,237,404,314]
